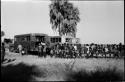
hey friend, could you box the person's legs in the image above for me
[38,51,39,56]
[19,50,22,55]
[1,51,5,63]
[41,51,43,57]
[39,52,41,57]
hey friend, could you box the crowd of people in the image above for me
[82,43,125,58]
[1,42,124,63]
[37,43,125,58]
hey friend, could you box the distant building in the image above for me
[13,33,80,53]
[61,35,80,44]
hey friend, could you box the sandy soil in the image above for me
[1,52,124,81]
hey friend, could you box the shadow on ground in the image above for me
[65,67,124,81]
[1,62,124,81]
[1,63,38,82]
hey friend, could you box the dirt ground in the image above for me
[1,52,124,81]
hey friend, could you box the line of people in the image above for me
[82,44,124,58]
[37,43,124,58]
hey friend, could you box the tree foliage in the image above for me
[49,0,80,37]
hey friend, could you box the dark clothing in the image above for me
[38,45,43,56]
[1,43,5,63]
[46,47,51,55]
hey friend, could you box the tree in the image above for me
[49,0,80,37]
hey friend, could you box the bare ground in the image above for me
[1,52,124,81]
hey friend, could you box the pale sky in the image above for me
[1,0,124,44]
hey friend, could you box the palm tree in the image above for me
[49,0,80,37]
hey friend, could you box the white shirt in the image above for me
[18,45,22,51]
[74,46,77,50]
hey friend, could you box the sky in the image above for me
[1,0,124,44]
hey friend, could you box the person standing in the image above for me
[43,44,47,57]
[38,43,42,57]
[1,43,5,63]
[18,44,22,55]
[83,46,88,57]
[46,46,51,57]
